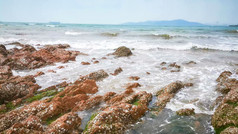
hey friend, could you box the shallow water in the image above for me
[1,22,238,133]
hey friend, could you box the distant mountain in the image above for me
[123,19,207,26]
[229,25,238,27]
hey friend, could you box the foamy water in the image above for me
[1,22,238,133]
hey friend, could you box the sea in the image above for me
[1,22,238,133]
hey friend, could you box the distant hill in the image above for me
[123,19,207,26]
[229,25,238,27]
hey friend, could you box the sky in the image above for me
[0,0,237,25]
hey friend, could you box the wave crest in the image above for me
[101,32,119,37]
[65,31,82,35]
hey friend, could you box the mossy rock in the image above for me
[212,102,238,134]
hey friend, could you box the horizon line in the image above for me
[0,19,229,26]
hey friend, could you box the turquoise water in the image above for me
[0,22,238,51]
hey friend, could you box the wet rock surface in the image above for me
[156,81,193,113]
[212,71,238,134]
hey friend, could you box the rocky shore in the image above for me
[0,43,237,134]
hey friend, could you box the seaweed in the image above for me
[84,113,98,133]
[45,113,64,125]
[25,90,58,103]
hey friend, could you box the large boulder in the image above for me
[113,46,132,57]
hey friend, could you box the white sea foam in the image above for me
[0,37,20,43]
[46,25,56,27]
[65,31,82,35]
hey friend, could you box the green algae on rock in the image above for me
[212,71,238,134]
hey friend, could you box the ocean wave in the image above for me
[0,37,20,43]
[190,46,238,52]
[101,32,119,37]
[150,34,173,39]
[226,30,238,34]
[45,25,57,27]
[144,33,212,40]
[65,31,82,35]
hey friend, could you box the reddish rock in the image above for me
[101,57,107,59]
[84,91,152,134]
[93,60,99,64]
[0,75,40,104]
[126,83,141,90]
[72,95,103,112]
[47,70,56,73]
[156,81,187,112]
[3,43,85,70]
[76,69,109,82]
[161,67,167,70]
[0,79,96,132]
[111,67,123,76]
[57,66,65,69]
[146,72,151,75]
[81,62,90,65]
[176,108,195,116]
[129,76,140,81]
[34,71,45,77]
[4,115,44,134]
[103,92,117,102]
[45,112,81,134]
[0,66,13,80]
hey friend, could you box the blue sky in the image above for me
[0,0,237,25]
